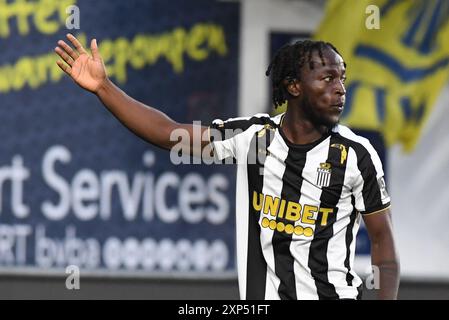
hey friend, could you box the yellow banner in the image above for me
[314,0,449,151]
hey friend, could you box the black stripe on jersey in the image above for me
[245,127,275,299]
[210,115,278,141]
[344,195,357,286]
[308,134,347,300]
[348,140,384,213]
[357,285,363,300]
[272,146,308,300]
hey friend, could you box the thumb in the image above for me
[91,38,101,61]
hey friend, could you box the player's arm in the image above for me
[54,34,211,156]
[362,208,400,300]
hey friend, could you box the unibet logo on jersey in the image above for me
[315,0,449,151]
[252,191,334,237]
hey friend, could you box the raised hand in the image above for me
[55,34,107,93]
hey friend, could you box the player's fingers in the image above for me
[66,33,88,55]
[56,60,72,75]
[90,38,101,61]
[57,40,79,61]
[54,46,75,66]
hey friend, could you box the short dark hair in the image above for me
[266,40,343,107]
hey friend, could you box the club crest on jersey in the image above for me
[316,162,332,187]
[331,143,347,164]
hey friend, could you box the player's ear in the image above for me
[283,78,301,97]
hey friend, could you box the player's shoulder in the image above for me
[211,112,281,131]
[332,124,378,157]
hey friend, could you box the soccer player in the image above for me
[55,35,399,300]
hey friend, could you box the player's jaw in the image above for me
[301,92,345,129]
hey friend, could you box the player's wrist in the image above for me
[95,77,113,96]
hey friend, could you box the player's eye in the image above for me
[323,76,332,82]
[341,76,346,84]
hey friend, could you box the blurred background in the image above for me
[0,0,448,299]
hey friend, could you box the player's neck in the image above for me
[281,106,328,145]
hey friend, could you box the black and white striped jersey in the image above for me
[209,112,391,300]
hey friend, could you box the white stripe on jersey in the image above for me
[260,130,288,299]
[349,214,363,286]
[326,147,362,298]
[235,162,249,300]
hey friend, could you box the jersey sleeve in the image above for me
[208,114,270,162]
[352,142,391,215]
[209,119,238,160]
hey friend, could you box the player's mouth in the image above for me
[330,103,344,112]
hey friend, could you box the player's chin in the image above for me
[321,115,340,128]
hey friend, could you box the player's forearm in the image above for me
[96,77,177,150]
[371,238,400,300]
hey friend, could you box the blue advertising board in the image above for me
[0,0,240,276]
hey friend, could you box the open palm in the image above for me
[55,34,106,93]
